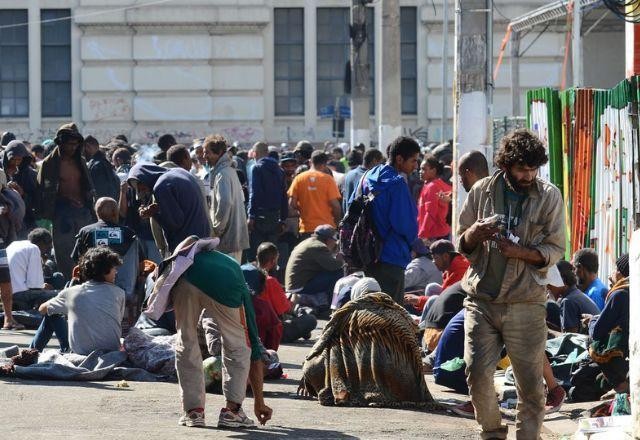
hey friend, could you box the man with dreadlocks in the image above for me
[456,129,565,439]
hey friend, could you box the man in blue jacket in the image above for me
[246,142,288,262]
[127,163,210,255]
[357,136,420,304]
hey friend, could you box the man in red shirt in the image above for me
[417,155,452,242]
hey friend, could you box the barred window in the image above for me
[41,9,72,117]
[0,10,28,117]
[274,8,304,116]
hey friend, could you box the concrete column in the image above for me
[304,1,317,135]
[71,0,82,125]
[572,0,583,87]
[350,0,370,149]
[510,31,520,116]
[630,229,640,439]
[376,0,402,152]
[452,0,493,227]
[28,0,41,130]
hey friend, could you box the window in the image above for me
[274,8,304,116]
[316,8,350,115]
[0,10,28,117]
[41,9,71,117]
[401,7,417,115]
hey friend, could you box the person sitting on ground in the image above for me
[7,228,57,315]
[252,242,317,343]
[583,253,630,396]
[284,225,343,308]
[546,260,599,333]
[71,197,141,300]
[30,247,125,354]
[572,248,608,311]
[403,239,442,293]
[404,240,469,314]
[241,264,283,352]
[420,281,467,352]
[299,277,439,408]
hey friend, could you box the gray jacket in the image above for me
[209,154,249,254]
[457,171,565,303]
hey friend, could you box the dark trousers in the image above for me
[30,314,70,352]
[12,289,58,311]
[247,210,281,262]
[53,202,94,280]
[365,262,405,304]
[281,313,317,343]
[299,270,343,297]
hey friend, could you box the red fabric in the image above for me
[417,178,452,239]
[415,295,428,311]
[251,295,283,351]
[442,254,470,290]
[260,276,292,316]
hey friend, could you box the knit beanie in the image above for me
[616,253,629,278]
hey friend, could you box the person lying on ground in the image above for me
[31,247,124,354]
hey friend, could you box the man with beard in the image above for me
[457,129,565,439]
[572,247,607,311]
[37,123,95,280]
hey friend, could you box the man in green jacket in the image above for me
[456,129,565,439]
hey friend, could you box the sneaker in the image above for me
[451,401,475,418]
[545,385,566,414]
[178,409,205,427]
[218,407,255,428]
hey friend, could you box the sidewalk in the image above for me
[0,327,589,439]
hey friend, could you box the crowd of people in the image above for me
[0,123,631,437]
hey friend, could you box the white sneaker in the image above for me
[217,407,255,428]
[178,409,205,427]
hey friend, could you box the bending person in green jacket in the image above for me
[169,237,273,430]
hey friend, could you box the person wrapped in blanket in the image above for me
[582,253,630,396]
[298,277,439,409]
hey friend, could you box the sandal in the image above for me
[1,322,25,330]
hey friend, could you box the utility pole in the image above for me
[350,0,371,149]
[376,0,402,151]
[572,0,583,87]
[452,0,493,230]
[441,0,449,141]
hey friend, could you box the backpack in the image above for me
[339,173,382,270]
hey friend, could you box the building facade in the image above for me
[0,0,624,146]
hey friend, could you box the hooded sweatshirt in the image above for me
[3,140,38,229]
[37,125,94,221]
[359,163,418,269]
[87,149,120,201]
[247,156,288,222]
[128,164,210,252]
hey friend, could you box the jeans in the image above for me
[464,298,547,440]
[140,239,162,265]
[30,314,70,352]
[12,289,58,311]
[365,262,405,304]
[299,270,342,297]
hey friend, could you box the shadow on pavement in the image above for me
[221,426,359,439]
[0,378,133,391]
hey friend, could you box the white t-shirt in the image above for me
[6,240,44,293]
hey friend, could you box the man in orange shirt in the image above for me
[288,150,341,238]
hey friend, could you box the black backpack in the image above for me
[339,174,382,271]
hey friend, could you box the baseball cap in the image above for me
[313,224,338,241]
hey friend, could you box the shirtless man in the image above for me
[37,123,95,280]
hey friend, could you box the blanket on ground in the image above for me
[300,292,439,409]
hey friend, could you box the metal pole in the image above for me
[510,31,520,116]
[441,0,449,142]
[350,0,370,148]
[572,0,583,87]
